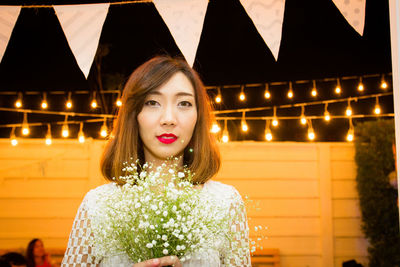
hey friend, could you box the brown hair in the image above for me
[101,56,220,184]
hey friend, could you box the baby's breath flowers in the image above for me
[89,158,237,263]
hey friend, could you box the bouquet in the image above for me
[89,158,235,263]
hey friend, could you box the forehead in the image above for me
[151,72,195,96]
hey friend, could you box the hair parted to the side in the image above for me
[100,55,220,184]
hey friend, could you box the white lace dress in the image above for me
[61,180,251,267]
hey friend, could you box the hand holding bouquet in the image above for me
[89,159,234,263]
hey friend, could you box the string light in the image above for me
[21,112,29,136]
[45,124,52,145]
[15,92,23,108]
[100,118,108,138]
[211,121,221,133]
[241,112,248,132]
[116,91,122,107]
[78,122,85,143]
[307,119,315,141]
[62,115,69,138]
[345,99,353,117]
[287,82,294,99]
[264,120,272,141]
[300,105,307,125]
[380,74,388,89]
[41,92,48,109]
[374,96,381,115]
[91,91,98,109]
[357,77,364,92]
[264,83,271,99]
[222,119,229,143]
[239,85,246,101]
[311,80,317,97]
[272,106,279,127]
[324,103,331,121]
[215,87,222,103]
[66,92,73,109]
[346,118,354,142]
[10,127,18,146]
[335,78,341,94]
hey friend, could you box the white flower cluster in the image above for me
[89,159,232,263]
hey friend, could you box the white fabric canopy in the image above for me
[153,0,208,66]
[240,0,286,61]
[0,6,21,63]
[54,3,109,78]
[332,0,366,35]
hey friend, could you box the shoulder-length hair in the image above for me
[101,56,220,184]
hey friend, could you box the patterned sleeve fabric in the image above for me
[221,186,251,267]
[61,193,99,267]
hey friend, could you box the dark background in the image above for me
[0,0,394,141]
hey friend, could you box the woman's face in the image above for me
[33,240,45,257]
[137,72,197,165]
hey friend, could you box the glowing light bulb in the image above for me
[265,120,272,141]
[324,111,331,121]
[62,124,69,138]
[21,113,29,136]
[45,137,52,145]
[22,127,29,136]
[311,80,317,97]
[78,122,85,143]
[308,129,315,141]
[116,99,122,107]
[264,84,271,99]
[15,100,22,108]
[374,105,381,115]
[335,78,341,94]
[241,122,248,132]
[215,95,221,103]
[100,120,108,138]
[287,90,293,98]
[221,120,229,143]
[272,118,278,127]
[301,116,307,125]
[41,100,48,109]
[11,138,18,146]
[10,127,18,146]
[381,75,388,89]
[211,122,220,133]
[346,108,352,116]
[347,129,354,142]
[357,77,364,92]
[45,124,52,145]
[239,92,245,101]
[311,88,317,97]
[91,100,97,108]
[66,100,73,109]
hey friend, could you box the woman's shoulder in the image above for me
[82,183,118,209]
[203,180,243,202]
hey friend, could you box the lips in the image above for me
[157,133,178,144]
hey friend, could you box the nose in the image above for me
[160,104,177,126]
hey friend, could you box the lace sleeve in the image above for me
[221,188,251,267]
[61,193,99,267]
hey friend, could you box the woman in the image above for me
[26,239,52,267]
[61,56,251,267]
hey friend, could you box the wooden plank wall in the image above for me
[0,139,368,266]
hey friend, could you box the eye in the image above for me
[144,100,160,106]
[178,101,193,107]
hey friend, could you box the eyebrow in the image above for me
[148,91,194,97]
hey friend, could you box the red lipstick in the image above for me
[157,133,178,144]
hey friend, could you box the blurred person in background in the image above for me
[0,252,26,267]
[26,239,52,267]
